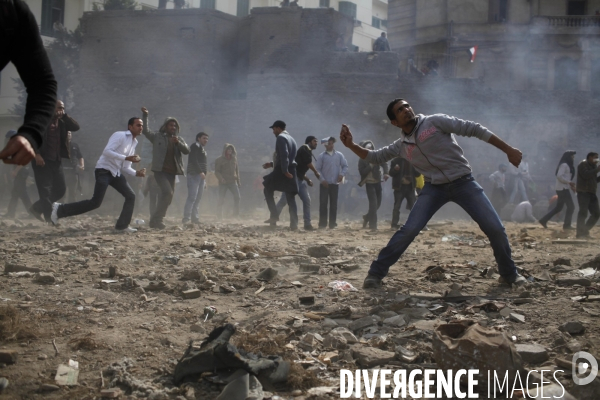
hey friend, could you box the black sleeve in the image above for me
[11,0,58,150]
[297,146,312,165]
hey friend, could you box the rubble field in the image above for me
[0,215,599,399]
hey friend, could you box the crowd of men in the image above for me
[1,0,598,294]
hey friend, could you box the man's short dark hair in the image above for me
[196,132,209,140]
[386,98,405,121]
[128,117,141,128]
[586,152,598,159]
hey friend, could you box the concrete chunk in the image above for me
[352,347,396,368]
[515,344,549,364]
[181,289,201,299]
[0,350,18,364]
[348,316,377,332]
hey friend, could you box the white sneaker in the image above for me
[50,202,61,225]
[116,227,137,233]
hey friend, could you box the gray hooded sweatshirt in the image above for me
[365,114,493,184]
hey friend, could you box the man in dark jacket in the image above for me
[62,131,84,203]
[576,152,600,238]
[30,100,80,222]
[0,0,57,165]
[358,140,389,230]
[183,132,208,224]
[262,120,298,230]
[389,156,419,229]
[275,136,321,230]
[141,107,190,229]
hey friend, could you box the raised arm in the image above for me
[141,107,156,143]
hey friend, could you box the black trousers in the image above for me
[319,184,339,228]
[364,182,382,229]
[31,159,66,221]
[151,171,176,225]
[539,189,574,228]
[57,168,136,229]
[577,192,600,236]
[391,185,416,227]
[5,168,32,216]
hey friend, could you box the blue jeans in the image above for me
[276,178,311,226]
[217,183,240,217]
[183,174,205,221]
[369,175,517,280]
[57,168,135,230]
[509,177,528,204]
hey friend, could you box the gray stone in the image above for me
[322,318,338,329]
[515,344,549,364]
[307,246,331,258]
[510,313,526,323]
[331,327,358,343]
[377,311,399,319]
[34,272,55,284]
[553,258,571,266]
[4,263,40,274]
[559,321,585,335]
[299,264,320,273]
[383,315,406,327]
[402,307,432,321]
[0,350,17,364]
[256,267,278,281]
[352,347,396,368]
[556,277,591,287]
[181,289,201,299]
[348,316,377,332]
[500,307,513,318]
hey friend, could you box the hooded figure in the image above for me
[141,108,190,229]
[143,116,190,175]
[357,140,389,230]
[214,143,241,218]
[215,144,240,186]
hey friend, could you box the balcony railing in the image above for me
[532,15,600,28]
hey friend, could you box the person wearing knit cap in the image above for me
[141,107,190,229]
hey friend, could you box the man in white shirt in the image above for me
[50,117,146,232]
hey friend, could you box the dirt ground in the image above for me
[0,213,599,400]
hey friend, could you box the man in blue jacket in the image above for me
[263,120,298,230]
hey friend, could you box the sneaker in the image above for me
[264,217,279,224]
[191,219,200,224]
[363,273,382,289]
[182,218,190,224]
[539,220,548,229]
[563,226,575,230]
[362,215,368,229]
[304,225,315,231]
[290,226,298,231]
[50,202,60,225]
[498,273,528,287]
[116,227,137,233]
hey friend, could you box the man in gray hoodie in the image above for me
[141,107,190,229]
[340,98,526,288]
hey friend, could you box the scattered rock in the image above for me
[299,264,320,273]
[100,388,122,398]
[515,344,549,364]
[556,277,591,287]
[0,350,18,364]
[4,263,40,274]
[352,347,396,368]
[559,321,585,335]
[383,315,406,327]
[348,316,377,332]
[182,289,201,299]
[256,267,278,281]
[510,313,526,323]
[40,384,60,392]
[307,246,330,258]
[34,272,55,284]
[553,258,571,266]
